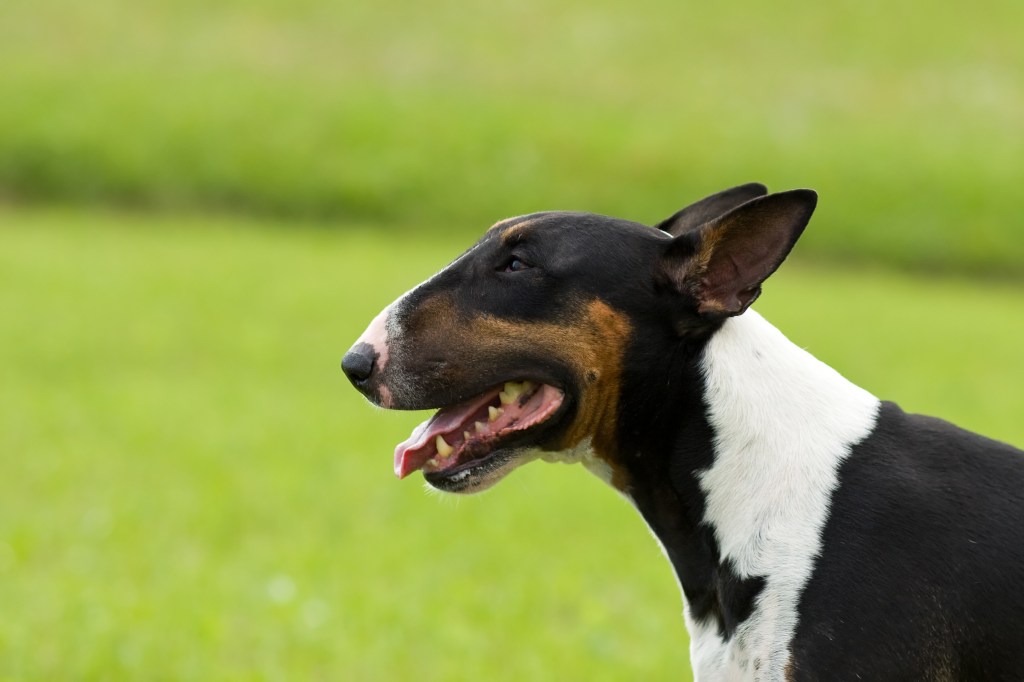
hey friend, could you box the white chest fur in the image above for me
[691,310,879,680]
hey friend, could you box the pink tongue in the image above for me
[393,391,497,479]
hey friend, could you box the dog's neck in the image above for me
[615,310,879,652]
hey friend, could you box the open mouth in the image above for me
[393,380,566,488]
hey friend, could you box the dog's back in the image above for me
[792,402,1024,680]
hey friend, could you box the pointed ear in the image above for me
[655,182,769,237]
[660,189,817,320]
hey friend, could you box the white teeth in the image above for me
[463,431,472,442]
[499,381,523,405]
[475,421,487,433]
[427,457,439,468]
[488,406,503,422]
[500,380,536,404]
[435,435,453,457]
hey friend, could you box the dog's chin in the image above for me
[422,446,540,494]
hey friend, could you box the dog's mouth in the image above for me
[393,380,566,492]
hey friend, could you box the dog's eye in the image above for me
[503,257,531,273]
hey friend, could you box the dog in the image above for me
[342,183,1024,680]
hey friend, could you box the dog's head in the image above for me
[343,184,816,494]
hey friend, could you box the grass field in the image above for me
[2,208,1023,680]
[2,0,1023,273]
[2,0,1023,677]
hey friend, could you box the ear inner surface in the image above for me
[666,189,818,319]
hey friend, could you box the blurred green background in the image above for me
[1,0,1022,679]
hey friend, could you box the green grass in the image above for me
[3,1,1020,675]
[2,208,1023,680]
[2,0,1024,273]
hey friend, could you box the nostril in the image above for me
[342,346,376,386]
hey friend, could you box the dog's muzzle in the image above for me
[343,306,397,407]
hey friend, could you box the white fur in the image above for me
[691,309,880,680]
[354,307,391,370]
[543,437,612,482]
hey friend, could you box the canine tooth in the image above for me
[435,435,453,457]
[464,431,472,442]
[488,406,503,422]
[475,421,487,433]
[500,381,524,405]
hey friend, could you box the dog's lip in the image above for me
[393,381,566,479]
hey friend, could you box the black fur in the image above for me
[791,401,1024,680]
[614,327,767,641]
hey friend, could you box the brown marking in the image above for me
[693,222,723,275]
[695,290,733,317]
[499,218,541,244]
[397,291,458,339]
[663,222,721,294]
[487,214,541,237]
[784,658,795,681]
[401,292,633,490]
[687,224,732,312]
[558,301,631,465]
[488,215,523,231]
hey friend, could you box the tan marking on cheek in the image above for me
[559,300,631,486]
[398,292,534,392]
[398,292,633,489]
[462,300,633,490]
[395,292,468,376]
[401,292,456,338]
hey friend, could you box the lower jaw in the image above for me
[420,394,572,493]
[423,449,532,494]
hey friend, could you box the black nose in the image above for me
[342,344,376,386]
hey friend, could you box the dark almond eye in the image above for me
[504,257,530,273]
